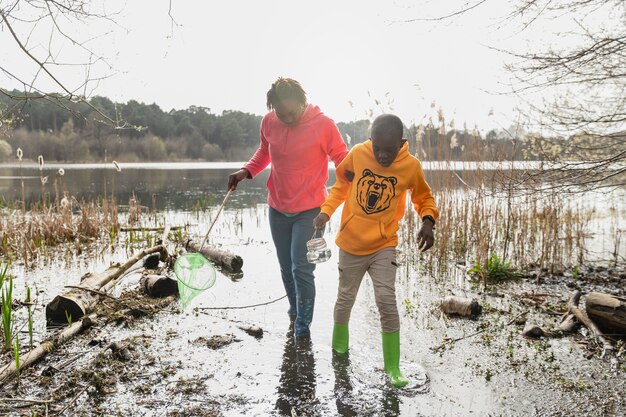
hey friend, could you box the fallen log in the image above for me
[46,245,167,323]
[585,292,626,338]
[567,291,614,354]
[0,315,96,385]
[185,239,243,273]
[440,296,482,318]
[140,274,179,297]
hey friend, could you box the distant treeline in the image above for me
[0,88,538,162]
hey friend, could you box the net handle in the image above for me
[199,188,234,250]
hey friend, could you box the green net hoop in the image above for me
[174,252,216,309]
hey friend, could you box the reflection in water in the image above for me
[0,162,515,211]
[332,351,401,417]
[381,386,401,417]
[0,165,280,210]
[276,335,319,416]
[333,351,357,416]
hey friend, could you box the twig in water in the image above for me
[432,311,528,351]
[56,384,89,415]
[0,397,52,404]
[196,295,287,311]
[64,285,118,300]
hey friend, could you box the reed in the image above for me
[17,148,25,215]
[13,335,20,381]
[398,111,620,284]
[26,286,33,349]
[0,196,121,260]
[1,263,13,351]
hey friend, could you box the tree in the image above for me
[503,1,625,188]
[0,1,139,130]
[412,0,626,189]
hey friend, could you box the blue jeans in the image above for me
[269,206,319,337]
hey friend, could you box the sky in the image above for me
[0,1,564,133]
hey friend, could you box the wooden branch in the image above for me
[63,285,117,300]
[0,315,97,385]
[567,291,614,353]
[559,313,580,333]
[0,397,52,404]
[46,245,167,322]
[186,239,243,273]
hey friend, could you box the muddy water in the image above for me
[2,165,625,416]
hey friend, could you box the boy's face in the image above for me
[371,132,404,167]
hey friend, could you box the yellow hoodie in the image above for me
[321,140,438,256]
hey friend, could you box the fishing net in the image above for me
[174,252,216,309]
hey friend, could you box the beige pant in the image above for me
[334,247,400,333]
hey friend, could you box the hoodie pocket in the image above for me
[340,214,387,252]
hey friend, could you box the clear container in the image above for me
[306,237,332,264]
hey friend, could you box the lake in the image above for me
[0,162,624,416]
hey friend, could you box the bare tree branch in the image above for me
[402,0,489,23]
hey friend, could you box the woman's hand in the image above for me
[313,213,330,230]
[228,168,250,191]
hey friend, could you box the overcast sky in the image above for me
[1,1,561,132]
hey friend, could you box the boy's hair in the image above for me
[371,114,404,141]
[266,77,307,111]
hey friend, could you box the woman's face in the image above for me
[274,99,306,127]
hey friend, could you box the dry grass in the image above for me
[0,196,120,263]
[399,115,623,284]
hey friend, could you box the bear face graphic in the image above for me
[356,169,397,215]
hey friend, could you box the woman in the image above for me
[228,77,348,338]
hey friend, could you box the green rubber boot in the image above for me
[332,323,349,354]
[382,331,409,388]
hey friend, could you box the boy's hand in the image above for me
[313,213,330,230]
[417,222,435,252]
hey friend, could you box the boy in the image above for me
[313,114,438,388]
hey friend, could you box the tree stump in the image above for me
[141,274,179,298]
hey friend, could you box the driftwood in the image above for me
[567,291,614,353]
[237,324,264,339]
[0,315,97,385]
[140,274,179,298]
[185,239,243,272]
[585,292,626,337]
[559,313,580,333]
[522,323,548,339]
[46,245,167,323]
[440,296,482,318]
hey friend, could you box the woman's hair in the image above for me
[266,77,307,110]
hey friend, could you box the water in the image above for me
[307,237,333,264]
[0,160,550,210]
[0,162,624,417]
[307,248,332,264]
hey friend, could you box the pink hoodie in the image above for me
[244,104,348,213]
